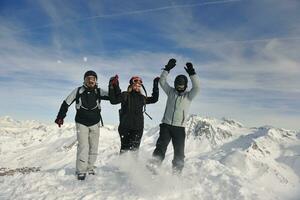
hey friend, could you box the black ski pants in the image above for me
[118,126,143,153]
[152,123,186,172]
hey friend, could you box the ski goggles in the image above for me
[130,76,143,84]
[176,85,185,90]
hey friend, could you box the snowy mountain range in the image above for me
[0,115,300,200]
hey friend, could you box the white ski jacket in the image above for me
[160,70,200,127]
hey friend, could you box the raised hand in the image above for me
[164,58,176,72]
[184,62,196,76]
[109,75,119,86]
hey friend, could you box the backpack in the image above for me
[75,86,108,126]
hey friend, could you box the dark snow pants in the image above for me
[152,123,186,172]
[118,126,143,153]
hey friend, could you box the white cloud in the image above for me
[0,24,181,126]
[1,0,299,130]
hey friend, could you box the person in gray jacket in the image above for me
[150,58,200,174]
[55,70,109,180]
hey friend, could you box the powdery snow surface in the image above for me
[0,115,300,200]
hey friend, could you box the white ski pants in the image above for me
[76,123,100,173]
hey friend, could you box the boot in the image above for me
[146,157,161,175]
[172,167,182,175]
[77,173,86,180]
[88,169,95,175]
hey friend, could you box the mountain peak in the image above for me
[0,116,21,127]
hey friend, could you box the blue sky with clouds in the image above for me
[0,0,300,130]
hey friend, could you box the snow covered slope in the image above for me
[0,116,300,200]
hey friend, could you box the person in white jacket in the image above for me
[150,58,200,174]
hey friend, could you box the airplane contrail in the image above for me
[10,0,300,45]
[12,0,244,33]
[83,0,243,19]
[197,36,300,46]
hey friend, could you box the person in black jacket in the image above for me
[109,75,159,153]
[55,70,110,180]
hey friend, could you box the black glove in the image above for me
[55,118,63,128]
[184,62,196,76]
[153,77,160,88]
[164,58,176,72]
[109,75,119,88]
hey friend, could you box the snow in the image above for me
[0,115,300,200]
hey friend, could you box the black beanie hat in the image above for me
[174,74,188,91]
[84,70,97,80]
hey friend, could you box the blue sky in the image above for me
[0,0,300,130]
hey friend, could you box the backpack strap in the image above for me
[75,86,82,104]
[96,88,101,102]
[96,88,104,127]
[99,114,104,127]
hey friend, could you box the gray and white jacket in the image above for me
[160,70,200,127]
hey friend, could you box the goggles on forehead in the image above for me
[130,76,143,84]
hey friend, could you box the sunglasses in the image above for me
[85,76,96,81]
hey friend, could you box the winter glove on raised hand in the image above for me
[109,75,119,87]
[153,77,160,88]
[55,118,63,128]
[184,62,196,76]
[164,58,176,72]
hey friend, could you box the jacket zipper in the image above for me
[171,96,179,125]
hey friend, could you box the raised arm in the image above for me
[99,88,110,101]
[185,62,200,100]
[159,58,176,94]
[146,77,159,104]
[108,75,123,104]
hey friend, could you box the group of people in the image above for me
[55,58,200,180]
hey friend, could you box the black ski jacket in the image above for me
[109,84,159,130]
[56,85,109,126]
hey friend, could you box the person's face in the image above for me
[132,82,141,92]
[131,77,142,92]
[85,76,97,88]
[176,85,186,93]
